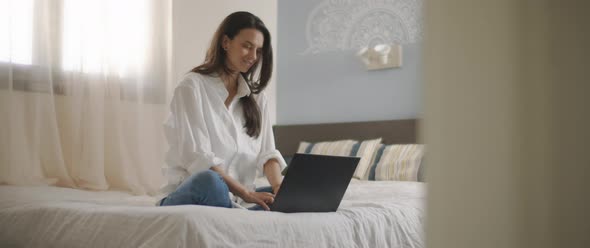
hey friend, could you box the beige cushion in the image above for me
[373,144,425,181]
[295,138,382,179]
[351,138,382,179]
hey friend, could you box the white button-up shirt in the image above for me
[160,72,287,205]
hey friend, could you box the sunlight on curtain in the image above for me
[62,0,148,76]
[0,0,171,195]
[0,0,33,65]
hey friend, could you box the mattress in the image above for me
[0,180,425,248]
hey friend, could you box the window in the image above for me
[62,0,150,76]
[0,0,33,65]
[0,0,168,103]
[1,0,153,75]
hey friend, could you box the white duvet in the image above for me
[0,180,425,248]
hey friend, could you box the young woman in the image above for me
[158,11,286,211]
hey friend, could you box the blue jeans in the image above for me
[159,170,272,211]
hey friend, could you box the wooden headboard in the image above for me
[273,119,418,156]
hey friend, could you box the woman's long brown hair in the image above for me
[191,11,273,138]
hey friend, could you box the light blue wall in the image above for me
[277,0,422,125]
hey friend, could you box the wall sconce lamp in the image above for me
[357,43,402,70]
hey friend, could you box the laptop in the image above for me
[270,153,360,213]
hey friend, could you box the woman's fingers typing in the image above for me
[257,199,270,211]
[256,192,274,207]
[260,192,274,202]
[243,191,274,210]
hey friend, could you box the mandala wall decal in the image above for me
[303,0,423,54]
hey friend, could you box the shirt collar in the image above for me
[215,74,251,100]
[236,74,252,98]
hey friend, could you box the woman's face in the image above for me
[223,28,264,73]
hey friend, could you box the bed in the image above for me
[0,119,425,248]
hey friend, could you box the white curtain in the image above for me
[0,0,171,195]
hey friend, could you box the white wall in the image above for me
[171,0,278,123]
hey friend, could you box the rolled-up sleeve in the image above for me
[165,83,224,176]
[255,94,287,175]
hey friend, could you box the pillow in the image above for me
[282,139,356,176]
[288,138,382,179]
[367,144,425,181]
[417,156,426,182]
[297,139,357,156]
[361,145,383,180]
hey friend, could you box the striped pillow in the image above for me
[295,138,382,179]
[368,144,425,181]
[296,140,357,156]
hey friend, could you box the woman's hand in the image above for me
[210,166,274,210]
[240,191,275,211]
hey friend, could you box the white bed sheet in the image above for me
[0,180,425,248]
